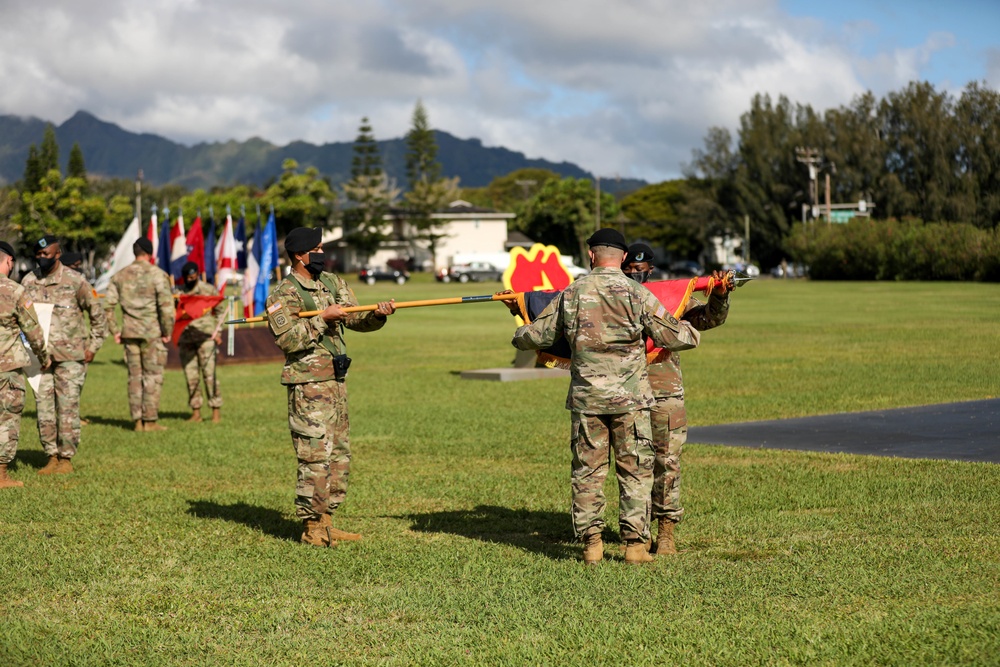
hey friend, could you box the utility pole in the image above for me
[595,176,601,231]
[795,146,822,221]
[135,169,143,222]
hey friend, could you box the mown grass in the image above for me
[2,278,998,666]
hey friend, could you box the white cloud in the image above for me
[0,0,991,182]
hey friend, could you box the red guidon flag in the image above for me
[172,294,225,345]
[513,275,722,367]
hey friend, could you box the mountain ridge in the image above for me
[0,110,646,194]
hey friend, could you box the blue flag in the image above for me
[204,216,217,284]
[254,211,279,315]
[158,212,172,276]
[252,211,263,268]
[235,214,247,270]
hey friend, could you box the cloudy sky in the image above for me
[1,0,997,182]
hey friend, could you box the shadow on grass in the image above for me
[14,450,51,469]
[185,500,300,542]
[82,415,138,430]
[397,505,578,561]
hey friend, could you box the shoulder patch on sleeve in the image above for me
[267,300,294,335]
[23,298,33,310]
[655,305,666,319]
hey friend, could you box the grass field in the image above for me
[2,278,999,666]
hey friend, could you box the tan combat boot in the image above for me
[582,533,603,565]
[37,455,60,475]
[321,514,361,541]
[144,421,168,432]
[0,463,24,488]
[54,457,74,474]
[187,408,202,423]
[301,516,336,548]
[211,408,221,423]
[134,420,144,432]
[653,518,677,555]
[624,540,655,564]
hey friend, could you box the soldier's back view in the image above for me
[0,241,49,488]
[103,238,174,432]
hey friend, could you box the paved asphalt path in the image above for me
[688,398,1000,463]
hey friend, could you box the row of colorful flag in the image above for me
[99,208,280,318]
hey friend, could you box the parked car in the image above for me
[665,260,704,278]
[358,266,409,285]
[438,262,503,283]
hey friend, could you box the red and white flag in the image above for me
[168,213,187,280]
[146,211,159,265]
[215,213,238,291]
[186,216,205,275]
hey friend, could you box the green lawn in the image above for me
[2,279,998,666]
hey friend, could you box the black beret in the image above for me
[0,241,15,258]
[181,261,199,277]
[134,237,154,255]
[623,243,655,266]
[33,234,59,253]
[284,227,322,254]
[586,228,628,252]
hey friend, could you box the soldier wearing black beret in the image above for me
[265,227,396,547]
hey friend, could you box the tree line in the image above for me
[3,81,998,279]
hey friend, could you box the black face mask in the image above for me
[624,269,652,284]
[36,256,57,275]
[305,252,325,276]
[184,279,197,291]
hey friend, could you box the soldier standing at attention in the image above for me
[177,262,226,423]
[103,238,174,432]
[622,243,730,555]
[21,235,106,474]
[266,227,395,548]
[511,229,700,565]
[0,242,50,488]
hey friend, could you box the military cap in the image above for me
[284,227,322,254]
[586,228,628,252]
[33,234,59,253]
[623,243,655,266]
[181,261,199,277]
[62,251,83,266]
[133,237,154,255]
[0,241,15,258]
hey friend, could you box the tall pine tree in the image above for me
[68,142,87,181]
[342,117,397,268]
[403,100,458,270]
[23,144,42,193]
[39,124,60,176]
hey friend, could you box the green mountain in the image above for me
[0,110,646,193]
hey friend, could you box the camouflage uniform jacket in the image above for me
[648,292,729,399]
[266,271,386,385]
[21,263,106,362]
[179,280,227,338]
[512,266,700,414]
[104,259,174,340]
[0,273,49,372]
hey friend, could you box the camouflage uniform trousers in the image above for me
[651,396,687,523]
[179,335,222,410]
[0,371,26,465]
[123,338,167,422]
[35,360,87,459]
[570,409,654,543]
[287,379,350,520]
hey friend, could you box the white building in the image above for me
[325,200,516,272]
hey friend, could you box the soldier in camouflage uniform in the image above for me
[511,229,700,565]
[0,242,50,488]
[622,243,730,555]
[266,227,395,548]
[177,262,226,423]
[103,238,174,432]
[21,235,106,474]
